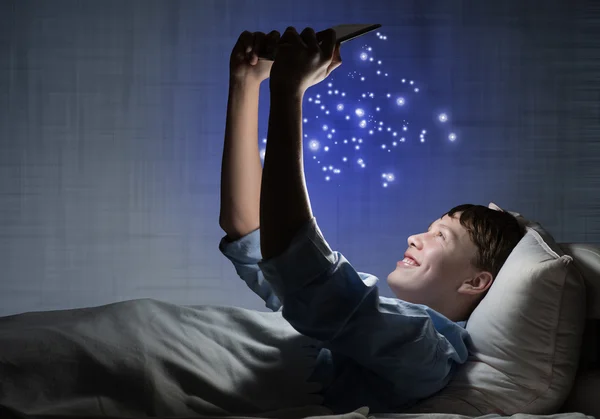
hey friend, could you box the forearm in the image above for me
[219,79,263,240]
[260,87,313,260]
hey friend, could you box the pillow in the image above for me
[407,203,587,416]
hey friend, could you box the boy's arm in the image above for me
[219,30,279,240]
[218,31,283,311]
[219,78,262,240]
[260,27,341,260]
[259,88,312,260]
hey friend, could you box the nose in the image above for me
[407,233,421,249]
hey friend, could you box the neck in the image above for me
[432,297,472,323]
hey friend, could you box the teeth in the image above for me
[402,257,417,266]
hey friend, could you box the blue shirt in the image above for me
[219,217,470,413]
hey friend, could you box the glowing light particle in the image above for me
[295,32,461,188]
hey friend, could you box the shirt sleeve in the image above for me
[257,217,470,395]
[219,229,282,312]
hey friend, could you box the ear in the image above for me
[458,271,494,295]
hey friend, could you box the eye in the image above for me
[435,231,445,240]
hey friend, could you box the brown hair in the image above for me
[442,204,526,279]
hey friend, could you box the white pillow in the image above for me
[407,203,587,415]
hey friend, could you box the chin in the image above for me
[386,271,397,288]
[386,271,407,295]
[386,271,425,305]
[387,268,408,286]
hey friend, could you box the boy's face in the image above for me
[387,213,484,310]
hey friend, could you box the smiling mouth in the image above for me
[398,257,419,267]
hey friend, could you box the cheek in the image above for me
[422,248,449,272]
[433,254,474,283]
[418,252,460,284]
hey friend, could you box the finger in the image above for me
[236,30,254,55]
[300,27,319,52]
[280,26,305,47]
[250,32,266,65]
[318,28,337,60]
[262,30,280,58]
[265,30,281,46]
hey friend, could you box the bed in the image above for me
[0,205,598,419]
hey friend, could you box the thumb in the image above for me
[249,53,259,66]
[326,60,342,77]
[333,43,342,65]
[327,44,342,74]
[318,28,337,60]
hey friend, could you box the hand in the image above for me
[269,27,342,95]
[230,30,280,85]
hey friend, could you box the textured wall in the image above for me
[1,0,599,316]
